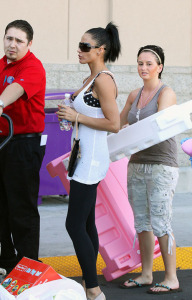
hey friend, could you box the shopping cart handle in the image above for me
[0,113,14,150]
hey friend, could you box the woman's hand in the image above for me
[122,123,129,129]
[56,105,78,122]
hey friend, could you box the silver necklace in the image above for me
[136,80,161,121]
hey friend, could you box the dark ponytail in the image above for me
[86,22,121,63]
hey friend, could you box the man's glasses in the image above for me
[79,42,106,52]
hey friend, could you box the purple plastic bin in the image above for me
[44,89,76,100]
[38,89,76,204]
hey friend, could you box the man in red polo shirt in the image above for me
[0,20,46,275]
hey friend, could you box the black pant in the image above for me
[0,136,45,272]
[66,180,99,288]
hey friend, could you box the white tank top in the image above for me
[68,71,114,184]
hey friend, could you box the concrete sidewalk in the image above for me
[39,192,192,257]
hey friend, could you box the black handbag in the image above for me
[67,113,81,177]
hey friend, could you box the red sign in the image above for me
[1,257,61,296]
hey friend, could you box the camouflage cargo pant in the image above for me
[128,163,179,239]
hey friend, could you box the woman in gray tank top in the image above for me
[120,45,181,295]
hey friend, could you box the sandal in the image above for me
[147,283,182,294]
[87,292,106,300]
[120,278,152,289]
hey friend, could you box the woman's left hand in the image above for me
[56,104,78,122]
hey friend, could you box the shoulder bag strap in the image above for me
[75,113,80,140]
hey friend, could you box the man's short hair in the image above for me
[5,20,34,43]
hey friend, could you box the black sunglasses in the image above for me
[79,42,106,52]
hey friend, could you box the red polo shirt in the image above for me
[0,51,46,136]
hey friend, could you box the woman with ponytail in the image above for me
[57,22,121,300]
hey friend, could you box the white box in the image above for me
[108,100,192,161]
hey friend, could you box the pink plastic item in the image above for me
[46,152,70,194]
[181,139,192,156]
[95,158,160,280]
[46,155,161,281]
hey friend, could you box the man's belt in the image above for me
[0,132,42,141]
[12,133,42,140]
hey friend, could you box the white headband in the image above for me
[141,49,162,64]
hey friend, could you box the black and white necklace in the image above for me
[136,80,161,121]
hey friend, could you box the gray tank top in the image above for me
[128,85,178,167]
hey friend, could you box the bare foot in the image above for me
[149,279,180,293]
[121,275,153,288]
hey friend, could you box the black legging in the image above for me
[66,180,99,288]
